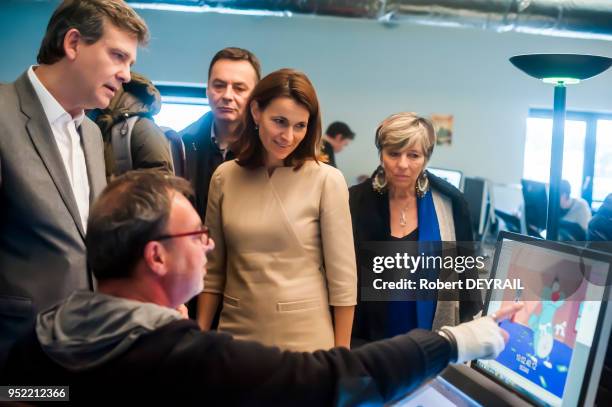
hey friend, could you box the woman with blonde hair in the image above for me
[198,69,357,351]
[349,112,482,345]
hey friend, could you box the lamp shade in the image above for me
[509,54,612,82]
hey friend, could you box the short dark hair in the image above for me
[560,179,572,197]
[37,0,149,65]
[208,47,261,81]
[326,121,355,140]
[236,68,322,170]
[86,170,193,280]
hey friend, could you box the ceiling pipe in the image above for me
[129,0,612,41]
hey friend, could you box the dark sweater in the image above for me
[180,111,236,220]
[322,140,337,168]
[588,194,612,243]
[4,319,452,405]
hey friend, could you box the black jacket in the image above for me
[349,172,482,344]
[588,194,612,243]
[180,111,236,220]
[322,140,337,168]
[4,319,453,405]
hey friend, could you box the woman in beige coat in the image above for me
[197,69,357,351]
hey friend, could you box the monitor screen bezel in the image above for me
[471,231,612,407]
[427,167,464,190]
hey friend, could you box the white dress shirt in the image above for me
[27,66,91,231]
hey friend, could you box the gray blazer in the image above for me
[0,71,106,359]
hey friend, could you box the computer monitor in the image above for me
[428,167,463,190]
[521,179,548,234]
[464,177,489,237]
[493,183,523,216]
[474,232,612,407]
[493,183,525,234]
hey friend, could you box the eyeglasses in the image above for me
[154,226,210,245]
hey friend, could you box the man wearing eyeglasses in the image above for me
[0,0,149,366]
[4,170,522,404]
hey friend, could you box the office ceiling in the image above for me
[126,0,612,41]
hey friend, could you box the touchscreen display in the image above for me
[475,238,609,407]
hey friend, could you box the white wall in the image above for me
[2,0,612,185]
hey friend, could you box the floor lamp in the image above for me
[509,54,612,240]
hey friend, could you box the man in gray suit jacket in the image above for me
[0,0,149,363]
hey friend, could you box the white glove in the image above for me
[441,317,505,364]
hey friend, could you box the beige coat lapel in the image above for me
[265,169,309,258]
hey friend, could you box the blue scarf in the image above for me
[386,188,440,337]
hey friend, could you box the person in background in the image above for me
[0,0,148,365]
[199,69,356,351]
[180,47,261,220]
[321,120,355,168]
[587,193,612,405]
[559,179,592,232]
[94,71,173,179]
[588,193,612,243]
[349,112,482,346]
[180,47,261,320]
[3,170,523,405]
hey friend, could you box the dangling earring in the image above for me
[372,165,387,194]
[415,171,429,198]
[254,124,259,132]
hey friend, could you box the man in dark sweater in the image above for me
[180,47,260,320]
[180,47,261,221]
[3,171,521,405]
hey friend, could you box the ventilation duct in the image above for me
[130,0,612,41]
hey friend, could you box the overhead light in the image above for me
[541,77,580,85]
[510,53,612,240]
[510,54,612,84]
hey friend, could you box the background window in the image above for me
[153,83,210,132]
[156,101,210,132]
[523,109,612,210]
[523,118,586,199]
[594,120,612,207]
